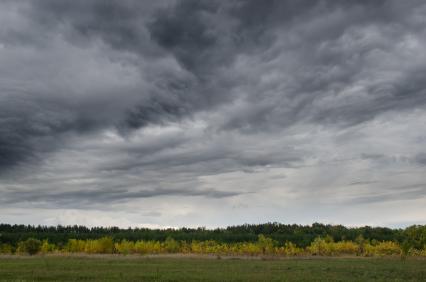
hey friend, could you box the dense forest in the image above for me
[1,222,425,249]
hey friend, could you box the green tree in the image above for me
[19,238,42,255]
[355,235,365,256]
[400,240,412,260]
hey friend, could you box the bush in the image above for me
[115,240,135,255]
[97,237,114,253]
[257,235,275,254]
[17,238,42,255]
[163,237,180,253]
[308,237,330,256]
[134,240,161,254]
[400,240,412,260]
[84,237,114,254]
[0,243,13,254]
[40,240,56,254]
[67,239,86,253]
[365,241,401,256]
[277,242,303,256]
[333,241,358,255]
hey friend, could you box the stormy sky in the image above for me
[1,0,425,228]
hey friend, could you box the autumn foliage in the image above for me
[2,234,425,258]
[1,223,425,257]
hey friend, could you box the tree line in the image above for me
[2,234,426,258]
[0,222,425,251]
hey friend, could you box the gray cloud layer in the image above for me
[1,0,426,227]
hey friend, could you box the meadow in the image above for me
[0,255,425,281]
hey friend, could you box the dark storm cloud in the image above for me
[148,0,221,73]
[27,0,163,53]
[415,153,426,166]
[0,186,242,209]
[146,0,426,131]
[3,1,424,139]
[0,95,97,171]
[1,0,426,217]
[348,184,426,205]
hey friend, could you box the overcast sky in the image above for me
[1,0,425,228]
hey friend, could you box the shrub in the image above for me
[67,239,86,253]
[257,235,275,254]
[400,240,412,260]
[365,241,401,256]
[40,240,56,254]
[333,241,358,255]
[84,237,114,254]
[97,237,114,253]
[374,241,401,256]
[163,237,180,253]
[134,240,161,254]
[0,243,13,254]
[115,240,135,255]
[278,242,303,256]
[17,238,42,255]
[308,237,330,256]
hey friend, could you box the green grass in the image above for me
[0,255,425,281]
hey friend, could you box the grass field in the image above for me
[0,255,425,281]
